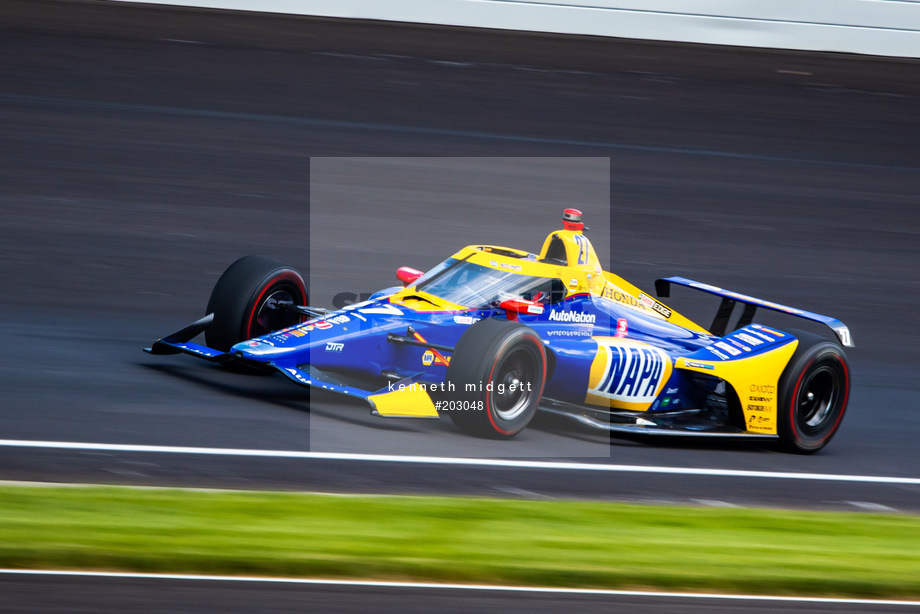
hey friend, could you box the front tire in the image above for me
[204,255,308,352]
[777,332,850,454]
[445,318,547,438]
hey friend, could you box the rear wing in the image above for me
[655,276,854,348]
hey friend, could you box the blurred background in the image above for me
[1,0,919,609]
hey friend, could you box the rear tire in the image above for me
[445,318,547,438]
[777,332,850,454]
[204,255,308,352]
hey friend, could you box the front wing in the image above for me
[145,315,439,419]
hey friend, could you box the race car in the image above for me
[146,209,853,453]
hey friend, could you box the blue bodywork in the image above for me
[147,234,852,436]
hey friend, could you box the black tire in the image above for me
[445,318,547,438]
[204,255,308,352]
[777,331,850,454]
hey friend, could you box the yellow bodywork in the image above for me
[381,224,793,434]
[387,226,703,332]
[368,384,439,418]
[675,341,798,434]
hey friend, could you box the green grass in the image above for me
[1,483,918,598]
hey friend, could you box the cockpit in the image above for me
[415,258,566,309]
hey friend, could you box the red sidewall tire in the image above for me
[777,333,850,454]
[445,318,547,439]
[240,269,307,341]
[204,255,307,352]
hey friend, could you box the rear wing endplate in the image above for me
[655,276,854,347]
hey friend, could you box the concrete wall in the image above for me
[112,0,920,58]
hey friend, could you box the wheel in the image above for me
[777,331,850,453]
[445,318,547,438]
[204,255,307,352]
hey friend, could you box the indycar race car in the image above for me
[146,209,853,453]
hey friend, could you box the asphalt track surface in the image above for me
[1,1,920,610]
[4,572,920,614]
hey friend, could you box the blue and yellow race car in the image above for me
[147,209,853,453]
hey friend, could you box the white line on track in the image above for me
[2,569,919,606]
[3,439,920,485]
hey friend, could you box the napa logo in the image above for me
[587,338,673,407]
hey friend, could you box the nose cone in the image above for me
[230,315,349,360]
[231,335,303,359]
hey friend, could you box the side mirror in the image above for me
[499,299,545,322]
[397,266,423,286]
